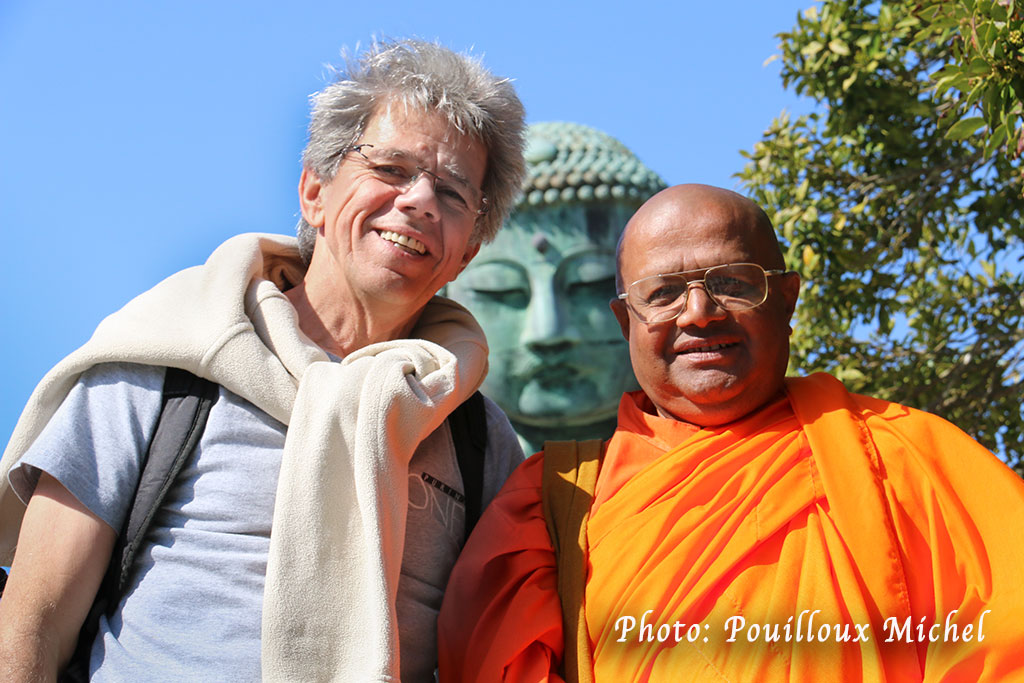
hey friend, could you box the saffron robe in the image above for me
[438,373,1024,682]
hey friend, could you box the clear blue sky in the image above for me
[0,0,815,443]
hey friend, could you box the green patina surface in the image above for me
[448,122,666,453]
[520,121,666,207]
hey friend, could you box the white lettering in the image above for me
[407,473,429,509]
[978,610,991,642]
[915,616,928,642]
[614,616,635,642]
[943,610,960,642]
[639,610,655,642]
[884,616,912,643]
[806,610,821,641]
[724,616,745,642]
[796,610,810,641]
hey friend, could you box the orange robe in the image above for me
[438,373,1024,682]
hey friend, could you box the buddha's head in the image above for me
[447,122,666,446]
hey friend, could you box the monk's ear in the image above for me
[779,271,801,320]
[610,298,630,341]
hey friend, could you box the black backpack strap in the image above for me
[62,367,218,682]
[114,368,218,592]
[448,391,488,544]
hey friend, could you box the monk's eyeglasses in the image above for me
[617,263,791,324]
[342,143,489,218]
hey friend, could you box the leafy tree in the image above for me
[739,0,1024,471]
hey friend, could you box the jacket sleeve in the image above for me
[438,454,567,683]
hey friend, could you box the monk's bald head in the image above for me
[616,184,783,292]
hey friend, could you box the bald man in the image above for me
[437,185,1024,682]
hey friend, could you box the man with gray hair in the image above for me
[0,39,526,681]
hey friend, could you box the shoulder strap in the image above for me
[542,439,602,683]
[115,368,218,592]
[448,390,487,544]
[62,367,218,682]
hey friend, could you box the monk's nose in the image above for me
[675,284,728,328]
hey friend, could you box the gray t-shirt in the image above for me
[10,362,523,682]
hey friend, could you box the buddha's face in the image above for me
[447,202,637,427]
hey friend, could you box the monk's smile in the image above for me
[674,336,742,360]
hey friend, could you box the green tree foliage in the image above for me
[739,0,1024,470]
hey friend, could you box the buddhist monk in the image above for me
[437,184,1024,682]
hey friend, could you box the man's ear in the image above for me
[459,241,482,271]
[610,298,630,341]
[447,241,481,284]
[298,168,325,229]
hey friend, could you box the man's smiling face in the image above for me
[299,104,486,319]
[611,185,800,426]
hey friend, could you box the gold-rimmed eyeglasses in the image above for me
[617,262,791,324]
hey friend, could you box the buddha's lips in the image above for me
[529,364,581,385]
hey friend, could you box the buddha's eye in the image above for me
[563,255,616,299]
[459,263,530,309]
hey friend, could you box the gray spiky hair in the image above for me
[296,39,527,264]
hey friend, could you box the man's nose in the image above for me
[394,174,440,221]
[675,282,728,328]
[521,282,578,353]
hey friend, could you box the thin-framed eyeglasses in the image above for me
[617,262,792,324]
[342,143,489,218]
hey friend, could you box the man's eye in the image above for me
[437,183,469,207]
[373,165,408,179]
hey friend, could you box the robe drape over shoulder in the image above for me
[438,373,1024,682]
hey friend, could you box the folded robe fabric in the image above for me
[438,374,1024,682]
[0,232,489,681]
